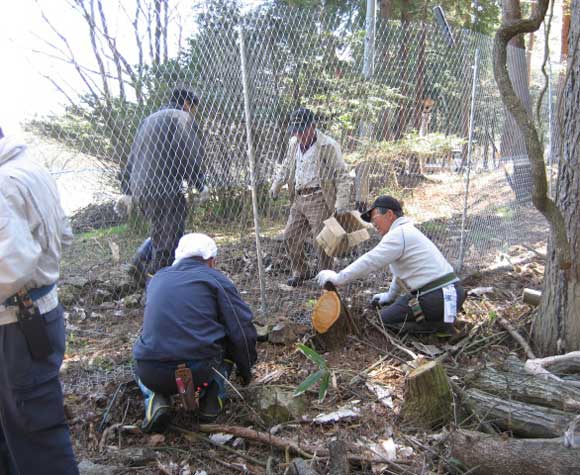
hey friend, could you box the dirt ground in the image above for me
[58,171,549,474]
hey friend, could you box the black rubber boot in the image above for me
[198,382,223,423]
[141,393,172,433]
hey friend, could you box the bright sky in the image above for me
[0,0,264,134]
[1,0,563,136]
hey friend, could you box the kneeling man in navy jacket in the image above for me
[133,233,257,432]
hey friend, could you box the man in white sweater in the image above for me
[0,127,78,473]
[317,195,466,333]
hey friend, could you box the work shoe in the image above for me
[142,393,172,433]
[198,382,223,423]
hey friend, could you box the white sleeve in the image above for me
[0,191,42,302]
[335,231,404,285]
[273,139,295,190]
[384,265,401,301]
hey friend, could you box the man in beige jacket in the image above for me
[270,108,351,287]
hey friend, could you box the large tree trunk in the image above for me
[535,3,580,355]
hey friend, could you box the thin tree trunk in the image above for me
[500,0,534,202]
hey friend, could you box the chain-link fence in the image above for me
[24,4,556,327]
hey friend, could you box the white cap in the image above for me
[173,233,218,264]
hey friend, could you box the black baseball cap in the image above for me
[287,107,315,133]
[172,88,199,106]
[360,195,403,222]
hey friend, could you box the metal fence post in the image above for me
[238,25,268,315]
[359,0,376,140]
[363,0,376,80]
[458,47,480,273]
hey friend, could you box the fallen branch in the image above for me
[175,423,414,469]
[172,425,267,467]
[525,352,580,388]
[368,312,418,360]
[497,316,536,359]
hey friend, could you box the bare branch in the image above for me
[41,74,77,108]
[35,2,103,103]
[493,0,571,269]
[96,0,125,101]
[75,0,112,104]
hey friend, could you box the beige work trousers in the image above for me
[284,192,333,277]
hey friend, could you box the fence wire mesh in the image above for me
[21,4,557,389]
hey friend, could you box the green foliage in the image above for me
[295,344,331,402]
[345,132,465,165]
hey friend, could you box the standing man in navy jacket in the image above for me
[133,233,257,432]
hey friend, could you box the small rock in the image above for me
[59,285,82,306]
[78,460,116,475]
[123,293,142,309]
[252,387,306,424]
[99,301,116,310]
[254,323,270,342]
[92,288,113,305]
[269,322,298,345]
[148,434,166,446]
[112,447,156,465]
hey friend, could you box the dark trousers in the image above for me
[139,194,188,274]
[135,356,231,402]
[0,306,78,475]
[381,282,466,324]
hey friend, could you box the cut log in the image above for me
[522,288,542,306]
[464,388,575,438]
[449,429,580,475]
[465,367,580,412]
[312,283,357,352]
[401,360,452,429]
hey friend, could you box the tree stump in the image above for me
[312,283,356,352]
[401,360,452,429]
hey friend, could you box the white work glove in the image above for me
[198,185,210,203]
[269,184,279,201]
[114,194,133,218]
[371,292,395,307]
[316,270,341,288]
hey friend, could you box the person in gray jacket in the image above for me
[0,127,78,474]
[269,108,351,287]
[123,89,208,284]
[317,195,466,333]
